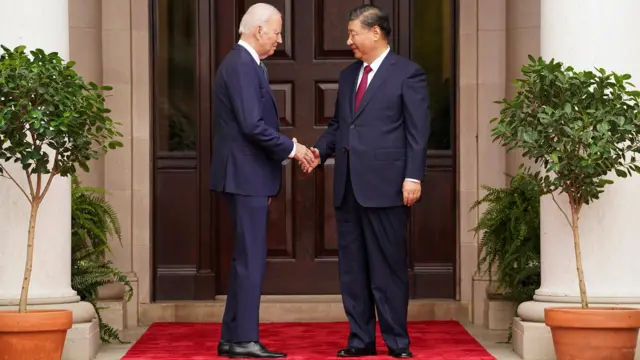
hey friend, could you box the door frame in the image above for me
[149,0,459,301]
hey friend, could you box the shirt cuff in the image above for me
[288,143,296,158]
[404,178,420,183]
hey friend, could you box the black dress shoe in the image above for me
[227,342,286,358]
[336,347,377,357]
[218,341,230,356]
[388,348,413,358]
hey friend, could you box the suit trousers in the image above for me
[335,154,411,350]
[220,192,269,343]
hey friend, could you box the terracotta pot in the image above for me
[545,307,640,360]
[0,309,73,360]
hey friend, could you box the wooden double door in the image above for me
[152,0,457,300]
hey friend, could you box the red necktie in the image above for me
[354,65,372,112]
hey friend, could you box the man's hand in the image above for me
[402,180,421,207]
[300,147,321,173]
[292,138,315,168]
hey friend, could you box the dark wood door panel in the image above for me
[152,0,216,301]
[154,167,199,300]
[409,155,456,298]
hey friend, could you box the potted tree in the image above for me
[491,55,640,359]
[0,45,123,359]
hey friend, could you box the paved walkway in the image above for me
[95,325,521,359]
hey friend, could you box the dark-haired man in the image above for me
[302,4,430,359]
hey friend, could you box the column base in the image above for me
[512,317,554,360]
[484,297,515,330]
[513,300,640,359]
[0,301,100,360]
[63,318,100,360]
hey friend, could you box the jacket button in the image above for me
[350,124,355,129]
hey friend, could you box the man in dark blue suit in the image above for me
[209,3,315,358]
[303,4,430,359]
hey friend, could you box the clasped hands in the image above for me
[291,138,421,207]
[292,138,320,173]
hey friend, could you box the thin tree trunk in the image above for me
[571,206,588,309]
[19,199,41,313]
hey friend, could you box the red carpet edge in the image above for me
[122,321,495,360]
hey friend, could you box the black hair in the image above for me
[347,4,391,38]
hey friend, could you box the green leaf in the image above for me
[615,168,628,178]
[107,140,123,149]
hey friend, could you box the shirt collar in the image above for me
[364,46,391,72]
[238,39,260,64]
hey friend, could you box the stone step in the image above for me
[97,299,126,331]
[139,296,468,326]
[484,298,516,330]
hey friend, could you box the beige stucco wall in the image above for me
[70,0,151,328]
[67,0,541,327]
[459,0,540,325]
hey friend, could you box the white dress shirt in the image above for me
[237,40,296,158]
[357,47,420,184]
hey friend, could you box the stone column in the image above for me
[0,0,99,359]
[513,1,640,359]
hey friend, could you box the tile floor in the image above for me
[95,325,520,360]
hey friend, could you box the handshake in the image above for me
[292,138,320,173]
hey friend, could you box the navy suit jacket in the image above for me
[314,51,431,208]
[209,44,294,197]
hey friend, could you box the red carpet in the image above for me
[122,321,495,360]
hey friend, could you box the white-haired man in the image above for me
[209,3,314,358]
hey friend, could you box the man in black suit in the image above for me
[209,3,314,358]
[303,4,431,358]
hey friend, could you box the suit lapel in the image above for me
[236,44,278,111]
[353,53,396,121]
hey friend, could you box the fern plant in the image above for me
[471,170,542,305]
[71,175,133,343]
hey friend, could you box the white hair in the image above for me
[238,3,281,35]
